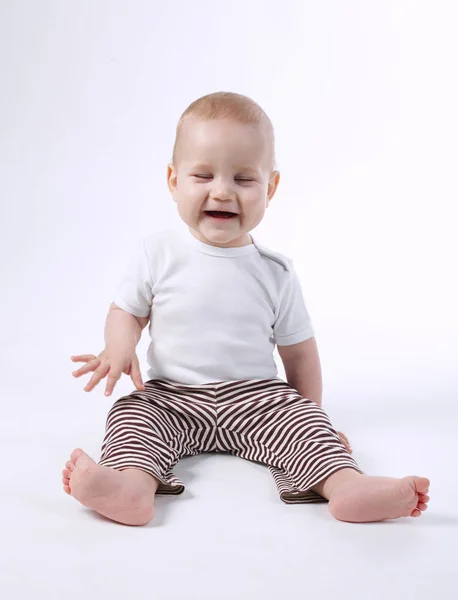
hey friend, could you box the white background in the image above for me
[1,1,457,598]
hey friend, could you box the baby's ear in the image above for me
[167,163,178,194]
[268,170,280,200]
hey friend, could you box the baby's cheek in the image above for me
[186,186,205,202]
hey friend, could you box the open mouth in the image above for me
[204,210,238,220]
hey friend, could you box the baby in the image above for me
[63,92,430,526]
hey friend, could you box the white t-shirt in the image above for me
[114,229,315,385]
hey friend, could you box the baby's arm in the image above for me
[71,302,150,396]
[104,302,148,355]
[278,337,323,406]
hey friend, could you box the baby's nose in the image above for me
[210,180,235,200]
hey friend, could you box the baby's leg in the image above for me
[62,449,158,526]
[62,382,198,525]
[312,468,430,523]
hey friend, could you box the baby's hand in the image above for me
[337,431,353,454]
[71,349,145,397]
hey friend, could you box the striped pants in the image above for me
[99,377,362,504]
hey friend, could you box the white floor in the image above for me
[1,379,457,600]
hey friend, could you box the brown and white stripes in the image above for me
[99,377,362,504]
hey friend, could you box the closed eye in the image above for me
[193,175,255,183]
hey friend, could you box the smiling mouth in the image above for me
[204,211,238,219]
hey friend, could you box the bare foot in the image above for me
[326,471,430,523]
[62,449,158,526]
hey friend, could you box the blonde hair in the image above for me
[172,91,276,168]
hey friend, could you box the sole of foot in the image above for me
[62,448,156,526]
[328,474,430,523]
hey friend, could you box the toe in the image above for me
[417,501,428,511]
[71,448,86,463]
[62,469,71,478]
[414,477,430,494]
[66,461,74,471]
[411,508,422,517]
[63,485,71,494]
[419,494,430,503]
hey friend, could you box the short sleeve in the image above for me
[273,261,315,346]
[113,239,153,318]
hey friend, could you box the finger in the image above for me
[338,434,349,447]
[342,437,352,451]
[104,369,123,397]
[71,354,97,363]
[84,363,110,392]
[130,357,145,391]
[72,359,100,378]
[338,436,352,454]
[343,441,352,453]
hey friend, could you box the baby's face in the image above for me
[168,119,279,247]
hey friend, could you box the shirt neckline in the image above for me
[189,233,259,257]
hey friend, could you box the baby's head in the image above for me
[167,92,280,248]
